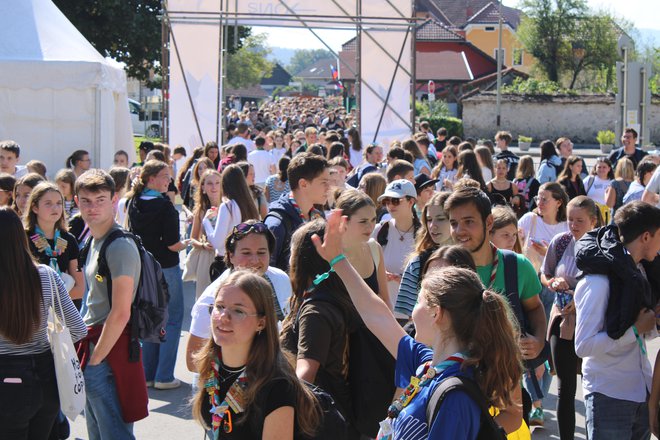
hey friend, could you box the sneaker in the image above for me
[154,379,181,390]
[529,407,544,427]
[145,381,154,388]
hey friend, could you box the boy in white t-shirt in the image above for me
[248,137,275,187]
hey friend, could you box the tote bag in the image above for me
[47,270,86,420]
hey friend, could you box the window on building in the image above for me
[494,48,506,66]
[485,26,495,31]
[513,48,524,66]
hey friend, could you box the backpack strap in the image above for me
[96,229,136,307]
[501,249,524,330]
[376,221,390,247]
[553,232,573,266]
[426,376,503,435]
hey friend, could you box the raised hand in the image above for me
[311,209,347,263]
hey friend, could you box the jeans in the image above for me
[143,264,184,383]
[0,351,59,440]
[584,392,650,440]
[84,360,134,440]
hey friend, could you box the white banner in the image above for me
[167,0,412,150]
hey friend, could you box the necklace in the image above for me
[394,221,414,241]
[379,353,467,436]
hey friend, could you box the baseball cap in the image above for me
[377,179,417,202]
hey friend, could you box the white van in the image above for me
[129,98,162,137]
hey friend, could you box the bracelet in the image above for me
[329,254,346,268]
[632,325,647,355]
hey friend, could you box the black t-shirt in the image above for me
[201,373,296,438]
[609,147,648,169]
[128,196,180,268]
[27,229,79,273]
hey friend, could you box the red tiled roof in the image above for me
[224,84,269,98]
[416,18,465,41]
[431,0,491,27]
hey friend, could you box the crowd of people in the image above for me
[2,96,660,440]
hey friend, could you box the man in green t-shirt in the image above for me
[444,185,546,361]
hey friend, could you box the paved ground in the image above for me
[67,277,660,439]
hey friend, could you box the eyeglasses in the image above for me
[533,196,553,204]
[232,222,268,236]
[381,197,405,207]
[208,304,262,321]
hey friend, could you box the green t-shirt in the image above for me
[477,249,541,301]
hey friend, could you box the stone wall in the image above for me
[462,93,660,145]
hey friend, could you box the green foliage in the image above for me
[501,78,578,95]
[53,0,250,86]
[288,49,333,76]
[518,135,533,143]
[596,130,616,145]
[518,0,620,89]
[272,83,320,97]
[415,100,450,119]
[421,117,463,139]
[225,34,273,89]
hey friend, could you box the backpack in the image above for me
[287,290,395,438]
[79,229,170,362]
[263,209,294,271]
[295,382,348,440]
[346,163,377,188]
[426,376,507,440]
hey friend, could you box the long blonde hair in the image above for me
[192,271,321,435]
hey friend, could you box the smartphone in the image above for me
[530,238,543,245]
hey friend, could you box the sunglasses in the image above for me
[381,197,407,207]
[232,222,268,236]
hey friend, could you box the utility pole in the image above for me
[496,0,503,127]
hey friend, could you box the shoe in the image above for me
[154,379,181,390]
[145,380,154,387]
[529,407,544,427]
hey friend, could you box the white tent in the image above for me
[0,0,134,175]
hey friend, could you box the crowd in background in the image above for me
[2,95,660,440]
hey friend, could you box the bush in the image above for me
[596,130,616,145]
[501,78,578,96]
[422,116,464,139]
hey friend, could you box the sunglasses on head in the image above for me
[381,197,408,207]
[232,222,268,236]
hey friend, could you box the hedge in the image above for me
[419,116,464,139]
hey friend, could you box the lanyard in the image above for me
[206,354,248,438]
[487,244,499,288]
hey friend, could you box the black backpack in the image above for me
[79,229,170,362]
[287,290,395,438]
[295,382,348,440]
[426,376,507,439]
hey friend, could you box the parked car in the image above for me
[129,98,162,138]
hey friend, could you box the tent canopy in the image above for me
[0,0,134,174]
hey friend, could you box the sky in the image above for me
[253,0,659,51]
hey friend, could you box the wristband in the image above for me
[632,325,647,355]
[329,254,346,268]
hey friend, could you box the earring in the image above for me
[257,329,262,336]
[432,314,437,318]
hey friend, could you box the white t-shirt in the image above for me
[189,266,292,338]
[584,175,612,205]
[202,199,241,256]
[645,167,660,208]
[371,219,416,318]
[518,212,569,246]
[481,166,493,182]
[228,135,255,153]
[349,147,364,169]
[248,149,275,186]
[270,147,287,165]
[14,165,28,178]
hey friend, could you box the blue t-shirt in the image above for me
[389,335,480,440]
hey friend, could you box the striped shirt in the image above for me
[0,265,87,355]
[394,255,422,318]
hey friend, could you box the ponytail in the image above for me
[126,160,168,202]
[66,149,89,169]
[422,268,522,409]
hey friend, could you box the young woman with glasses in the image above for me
[187,220,292,373]
[191,270,321,439]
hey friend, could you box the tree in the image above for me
[53,0,250,87]
[287,49,333,75]
[517,0,588,83]
[566,13,619,89]
[225,34,274,89]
